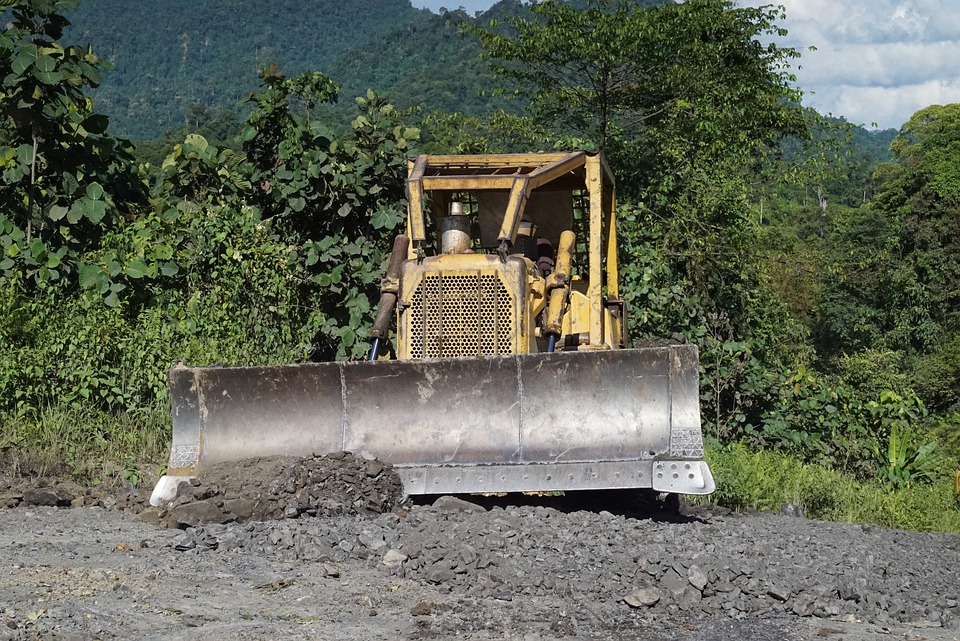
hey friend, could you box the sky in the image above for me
[411,0,960,131]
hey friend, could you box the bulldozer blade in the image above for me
[151,345,714,505]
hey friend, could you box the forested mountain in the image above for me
[65,0,507,138]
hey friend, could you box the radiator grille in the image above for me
[409,272,514,358]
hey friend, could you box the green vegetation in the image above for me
[3,406,168,487]
[1,0,958,532]
[63,0,502,140]
[704,445,960,533]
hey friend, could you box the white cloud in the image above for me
[798,41,960,87]
[738,0,960,129]
[826,79,960,129]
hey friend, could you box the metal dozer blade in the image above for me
[151,152,715,505]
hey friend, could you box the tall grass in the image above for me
[0,404,170,488]
[702,444,960,534]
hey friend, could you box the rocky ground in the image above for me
[1,453,959,641]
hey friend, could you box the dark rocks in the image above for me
[172,532,198,551]
[169,499,232,527]
[688,565,709,591]
[426,566,455,585]
[767,585,791,602]
[0,490,24,508]
[659,568,687,596]
[365,460,385,478]
[2,476,151,513]
[7,457,943,634]
[382,549,407,567]
[942,609,958,629]
[222,497,256,520]
[410,601,435,616]
[358,530,387,552]
[22,487,74,507]
[792,591,819,617]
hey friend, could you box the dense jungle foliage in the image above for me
[1,0,958,526]
[63,0,500,140]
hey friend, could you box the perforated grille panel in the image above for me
[409,272,514,358]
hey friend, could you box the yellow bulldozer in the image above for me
[150,151,715,505]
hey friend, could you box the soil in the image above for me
[1,454,959,641]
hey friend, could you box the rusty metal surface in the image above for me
[158,345,713,498]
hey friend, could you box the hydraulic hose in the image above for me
[546,334,558,353]
[543,230,576,352]
[367,234,409,361]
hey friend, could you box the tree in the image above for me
[467,0,662,151]
[0,0,142,288]
[466,0,805,169]
[871,104,960,351]
[240,69,414,247]
[821,105,960,355]
[239,71,420,359]
[812,103,960,425]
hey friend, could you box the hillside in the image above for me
[65,0,505,139]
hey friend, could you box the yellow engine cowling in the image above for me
[396,253,546,359]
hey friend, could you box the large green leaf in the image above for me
[85,182,105,200]
[81,114,109,134]
[15,143,34,166]
[78,263,104,290]
[81,182,107,222]
[66,201,84,224]
[124,259,149,279]
[370,206,401,230]
[184,133,208,152]
[79,197,107,223]
[48,204,68,221]
[60,170,80,195]
[10,46,37,76]
[33,55,62,84]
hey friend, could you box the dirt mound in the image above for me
[143,452,405,528]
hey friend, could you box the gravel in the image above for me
[1,453,958,640]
